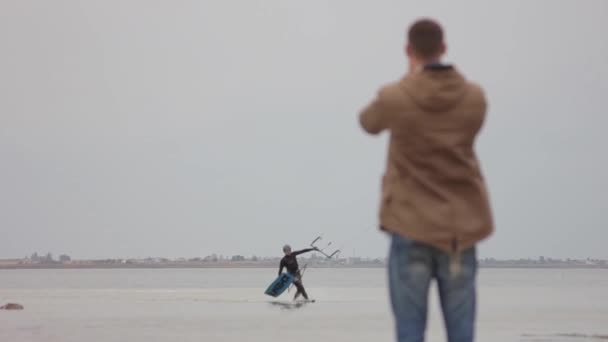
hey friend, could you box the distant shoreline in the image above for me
[1,263,607,270]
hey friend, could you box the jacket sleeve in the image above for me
[278,259,284,276]
[359,95,389,135]
[292,248,314,256]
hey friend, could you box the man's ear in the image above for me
[405,43,414,58]
[439,42,447,57]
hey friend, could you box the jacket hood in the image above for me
[402,65,467,112]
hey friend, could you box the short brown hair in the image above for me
[407,19,444,59]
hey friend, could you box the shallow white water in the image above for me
[1,268,607,342]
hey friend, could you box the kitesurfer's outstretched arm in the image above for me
[292,248,316,256]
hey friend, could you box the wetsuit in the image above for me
[278,248,314,300]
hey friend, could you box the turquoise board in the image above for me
[264,273,295,297]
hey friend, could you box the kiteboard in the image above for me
[264,272,294,297]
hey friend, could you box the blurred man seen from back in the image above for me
[359,18,494,342]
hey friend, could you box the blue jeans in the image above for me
[388,233,477,342]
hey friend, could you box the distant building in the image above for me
[59,254,71,263]
[203,254,218,262]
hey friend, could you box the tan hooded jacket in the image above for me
[360,65,493,254]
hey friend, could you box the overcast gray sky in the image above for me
[1,0,606,260]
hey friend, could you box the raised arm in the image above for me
[292,248,316,256]
[359,96,390,135]
[359,84,402,135]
